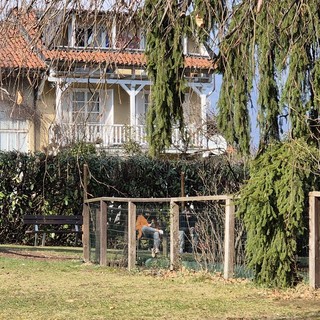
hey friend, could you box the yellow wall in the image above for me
[37,82,56,151]
[112,85,130,124]
[35,81,133,151]
[32,80,203,152]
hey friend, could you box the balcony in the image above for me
[50,123,209,153]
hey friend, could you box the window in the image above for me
[75,27,88,47]
[116,25,142,50]
[0,111,28,152]
[72,91,100,124]
[73,25,110,48]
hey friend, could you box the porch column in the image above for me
[120,83,146,127]
[139,30,145,50]
[55,79,63,123]
[129,90,136,127]
[183,36,188,55]
[188,83,214,147]
[67,14,76,47]
[55,80,70,124]
[200,93,207,125]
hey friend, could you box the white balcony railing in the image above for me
[50,123,206,152]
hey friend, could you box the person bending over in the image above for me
[136,214,163,258]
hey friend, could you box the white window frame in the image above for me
[70,89,101,124]
[69,16,110,48]
[0,111,28,152]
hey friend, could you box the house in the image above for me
[0,8,222,155]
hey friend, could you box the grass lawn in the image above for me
[0,245,320,320]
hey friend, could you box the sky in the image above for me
[210,74,261,151]
[211,70,291,153]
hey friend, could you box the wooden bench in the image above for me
[23,215,83,246]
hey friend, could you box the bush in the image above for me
[0,148,245,245]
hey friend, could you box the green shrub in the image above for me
[0,149,245,245]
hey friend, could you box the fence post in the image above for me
[82,164,90,263]
[95,206,100,263]
[82,203,90,263]
[181,172,185,212]
[128,201,137,271]
[224,197,235,279]
[99,200,107,266]
[83,164,88,201]
[309,192,320,289]
[170,201,179,271]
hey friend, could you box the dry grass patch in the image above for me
[0,245,320,320]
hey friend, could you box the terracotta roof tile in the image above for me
[185,56,216,70]
[45,50,146,67]
[0,20,45,69]
[0,9,216,71]
[45,49,215,70]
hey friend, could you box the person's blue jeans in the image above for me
[142,225,160,251]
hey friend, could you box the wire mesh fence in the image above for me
[88,202,128,267]
[84,196,250,278]
[81,193,318,287]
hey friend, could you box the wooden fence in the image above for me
[82,195,236,279]
[309,192,320,289]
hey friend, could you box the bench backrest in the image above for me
[23,215,83,225]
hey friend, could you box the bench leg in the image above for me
[41,233,46,246]
[34,233,38,246]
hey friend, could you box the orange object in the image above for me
[136,215,149,239]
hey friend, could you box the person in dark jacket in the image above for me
[179,204,198,254]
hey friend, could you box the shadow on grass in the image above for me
[0,244,82,260]
[282,313,320,320]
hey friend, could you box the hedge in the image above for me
[0,147,245,245]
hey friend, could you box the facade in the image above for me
[0,9,221,155]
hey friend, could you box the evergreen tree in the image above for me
[237,139,319,287]
[143,0,226,156]
[217,1,320,153]
[142,0,320,287]
[143,0,186,156]
[215,1,320,287]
